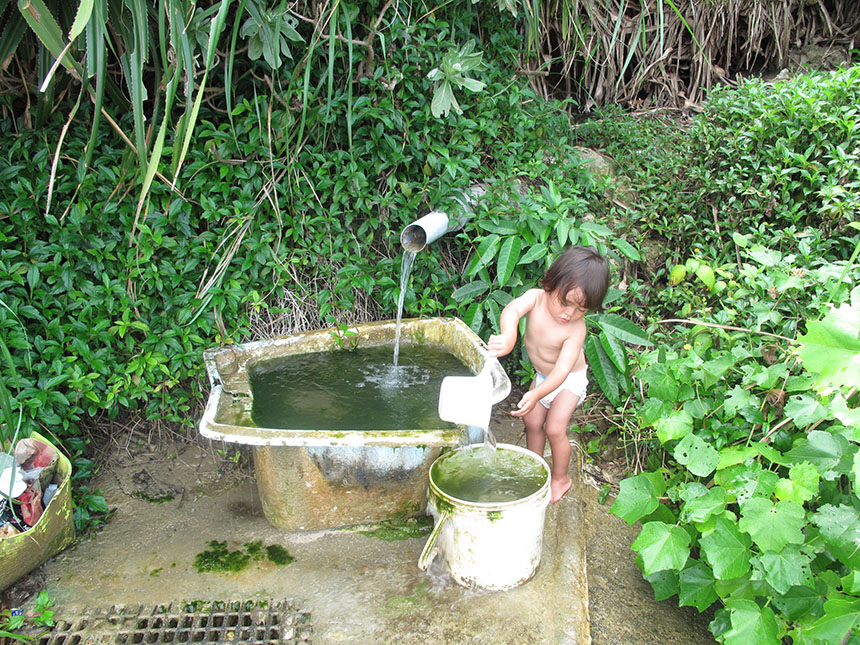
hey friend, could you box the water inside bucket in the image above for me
[431,447,547,503]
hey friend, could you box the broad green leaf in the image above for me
[774,462,819,504]
[517,243,546,265]
[699,354,735,389]
[681,485,727,524]
[756,546,814,594]
[469,235,500,274]
[646,569,679,602]
[579,221,612,236]
[631,521,691,576]
[495,236,522,287]
[832,391,860,430]
[746,245,782,266]
[69,0,95,42]
[668,264,686,286]
[812,504,860,569]
[738,497,805,553]
[611,473,661,525]
[797,300,860,393]
[700,517,752,580]
[612,238,641,261]
[772,584,826,622]
[598,330,627,373]
[451,280,489,303]
[637,363,678,401]
[723,385,757,416]
[555,218,571,247]
[655,410,693,443]
[715,464,779,505]
[786,430,846,473]
[695,264,716,291]
[843,571,860,594]
[805,595,860,643]
[673,433,719,477]
[717,445,759,470]
[583,336,620,407]
[638,397,673,427]
[462,302,483,333]
[591,313,651,346]
[783,394,830,428]
[679,561,718,612]
[722,598,780,645]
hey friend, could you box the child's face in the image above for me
[548,287,588,324]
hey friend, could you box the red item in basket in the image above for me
[17,486,44,527]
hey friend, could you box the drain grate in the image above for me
[37,599,311,644]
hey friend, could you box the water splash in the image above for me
[393,250,417,367]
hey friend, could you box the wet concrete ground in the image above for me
[11,418,715,643]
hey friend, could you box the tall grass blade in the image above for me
[17,0,82,76]
[69,0,94,41]
[81,0,107,176]
[172,0,232,186]
[225,0,247,148]
[0,9,27,66]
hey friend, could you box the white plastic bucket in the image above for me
[418,444,551,591]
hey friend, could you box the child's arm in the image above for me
[486,290,539,357]
[510,330,584,417]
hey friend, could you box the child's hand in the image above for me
[487,333,514,358]
[510,390,540,417]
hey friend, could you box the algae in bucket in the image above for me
[418,444,551,591]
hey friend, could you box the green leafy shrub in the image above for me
[693,66,860,240]
[612,231,860,642]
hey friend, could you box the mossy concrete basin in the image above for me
[199,317,510,530]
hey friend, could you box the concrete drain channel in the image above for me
[36,600,311,644]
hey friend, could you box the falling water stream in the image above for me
[393,250,417,367]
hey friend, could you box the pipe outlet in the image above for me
[400,211,452,253]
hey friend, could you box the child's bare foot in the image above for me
[550,475,572,503]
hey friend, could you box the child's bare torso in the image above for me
[522,289,587,377]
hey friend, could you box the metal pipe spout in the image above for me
[400,184,486,253]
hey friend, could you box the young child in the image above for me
[487,246,609,503]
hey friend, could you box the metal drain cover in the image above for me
[37,600,311,644]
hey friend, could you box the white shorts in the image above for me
[535,369,588,409]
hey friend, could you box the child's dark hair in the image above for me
[541,246,610,310]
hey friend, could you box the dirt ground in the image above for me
[2,402,715,644]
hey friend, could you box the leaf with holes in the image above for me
[755,545,813,595]
[783,394,829,428]
[812,504,860,570]
[673,433,719,477]
[655,409,693,443]
[738,497,805,553]
[678,561,718,612]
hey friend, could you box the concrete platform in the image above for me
[8,417,715,644]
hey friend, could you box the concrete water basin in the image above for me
[199,317,510,530]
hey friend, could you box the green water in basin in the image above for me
[249,345,471,431]
[431,448,548,503]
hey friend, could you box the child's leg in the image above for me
[522,380,549,456]
[545,390,579,503]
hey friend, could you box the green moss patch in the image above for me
[193,540,295,573]
[357,516,433,541]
